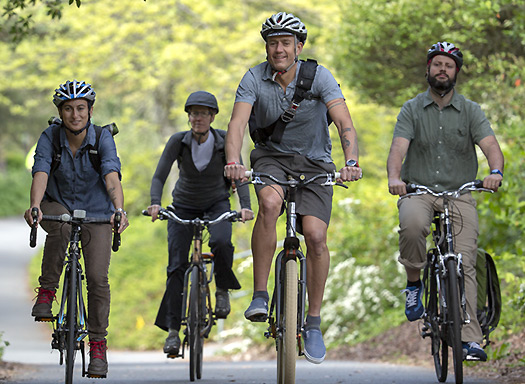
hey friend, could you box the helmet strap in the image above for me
[191,128,210,144]
[271,57,298,81]
[63,120,90,136]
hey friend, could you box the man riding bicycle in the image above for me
[386,42,504,361]
[224,11,362,364]
[24,80,129,377]
[147,91,253,357]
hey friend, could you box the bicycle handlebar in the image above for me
[29,208,121,251]
[404,180,494,199]
[142,206,242,226]
[243,170,347,189]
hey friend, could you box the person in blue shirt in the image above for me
[24,80,129,378]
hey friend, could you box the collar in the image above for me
[181,127,223,149]
[423,88,462,112]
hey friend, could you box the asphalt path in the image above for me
[0,216,493,383]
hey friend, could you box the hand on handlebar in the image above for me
[388,178,407,196]
[337,165,363,183]
[240,208,254,223]
[24,206,42,227]
[111,210,129,234]
[147,204,161,222]
[482,174,502,192]
[224,162,248,182]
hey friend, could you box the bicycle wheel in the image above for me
[188,266,203,382]
[428,269,448,382]
[445,258,463,384]
[196,274,206,380]
[277,258,298,384]
[65,265,77,384]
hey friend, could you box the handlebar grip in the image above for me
[112,212,121,252]
[334,171,341,179]
[29,207,39,248]
[406,183,417,194]
[245,170,252,178]
[142,209,150,216]
[474,179,484,189]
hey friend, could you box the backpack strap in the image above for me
[250,59,318,144]
[50,124,63,174]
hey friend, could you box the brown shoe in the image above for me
[87,339,108,378]
[31,287,56,319]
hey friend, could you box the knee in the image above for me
[257,195,282,222]
[304,230,328,255]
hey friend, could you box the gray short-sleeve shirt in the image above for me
[393,88,495,191]
[235,61,344,162]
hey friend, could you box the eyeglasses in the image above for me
[189,111,212,118]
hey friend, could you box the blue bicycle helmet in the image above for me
[53,80,96,108]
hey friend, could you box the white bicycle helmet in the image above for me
[427,42,463,71]
[53,80,96,107]
[261,12,307,44]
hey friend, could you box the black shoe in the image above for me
[215,288,231,319]
[163,330,180,355]
[31,287,56,319]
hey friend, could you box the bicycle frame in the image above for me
[30,208,120,383]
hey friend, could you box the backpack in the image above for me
[476,248,502,346]
[249,59,332,144]
[48,117,118,175]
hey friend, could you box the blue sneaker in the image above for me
[244,297,268,322]
[463,342,487,361]
[302,328,326,364]
[402,281,424,321]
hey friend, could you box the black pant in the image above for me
[154,199,240,332]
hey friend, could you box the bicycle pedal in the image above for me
[464,355,481,361]
[35,316,54,322]
[166,353,180,359]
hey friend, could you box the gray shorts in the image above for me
[250,147,335,227]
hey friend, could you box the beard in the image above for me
[427,72,457,96]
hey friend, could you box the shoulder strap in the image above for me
[85,125,103,174]
[50,124,62,174]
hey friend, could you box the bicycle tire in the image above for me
[277,258,298,384]
[429,268,448,382]
[445,258,464,384]
[188,266,200,382]
[65,265,77,384]
[196,272,206,380]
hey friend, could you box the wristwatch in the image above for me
[346,159,359,168]
[490,169,503,178]
[115,208,127,215]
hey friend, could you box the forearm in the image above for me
[30,172,48,208]
[105,172,125,210]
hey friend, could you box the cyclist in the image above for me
[23,80,129,377]
[147,91,253,356]
[224,12,362,364]
[387,42,504,361]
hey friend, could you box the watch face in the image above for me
[346,159,357,167]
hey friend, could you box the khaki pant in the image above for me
[397,193,483,344]
[39,201,112,340]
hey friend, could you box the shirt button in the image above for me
[438,141,442,144]
[435,184,439,188]
[437,156,441,159]
[439,126,443,130]
[436,171,440,174]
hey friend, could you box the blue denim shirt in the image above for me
[32,123,121,218]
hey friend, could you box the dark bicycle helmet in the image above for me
[184,91,219,114]
[53,80,96,108]
[427,42,463,71]
[261,12,307,44]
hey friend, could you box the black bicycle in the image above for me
[143,206,242,382]
[30,208,121,384]
[244,170,346,384]
[403,180,493,384]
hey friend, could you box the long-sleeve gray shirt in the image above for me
[150,128,251,210]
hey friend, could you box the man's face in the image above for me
[59,99,92,131]
[266,35,303,72]
[427,55,457,92]
[188,105,215,134]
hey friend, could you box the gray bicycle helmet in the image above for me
[53,80,96,108]
[427,41,463,71]
[184,91,219,114]
[261,12,307,44]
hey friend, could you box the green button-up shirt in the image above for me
[393,88,495,192]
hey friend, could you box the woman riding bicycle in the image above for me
[147,91,253,356]
[386,42,504,361]
[23,80,129,377]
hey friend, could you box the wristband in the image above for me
[227,161,240,166]
[115,208,127,215]
[490,169,503,178]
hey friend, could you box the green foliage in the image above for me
[0,331,9,361]
[0,167,31,216]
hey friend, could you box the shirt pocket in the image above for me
[444,122,470,153]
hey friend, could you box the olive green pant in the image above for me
[39,200,112,340]
[397,193,483,344]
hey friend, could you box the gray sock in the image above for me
[252,291,269,302]
[305,315,321,330]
